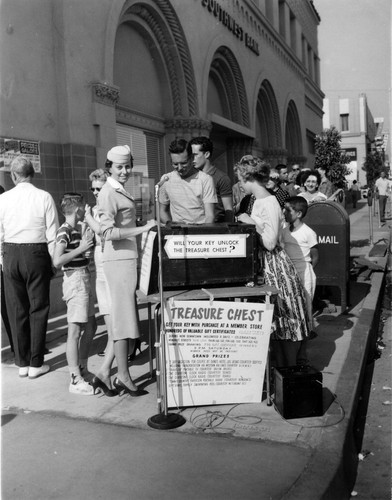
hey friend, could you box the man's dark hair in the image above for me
[275,164,287,172]
[189,136,214,156]
[168,138,192,157]
[286,196,309,217]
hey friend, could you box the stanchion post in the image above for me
[147,181,186,430]
[378,197,382,228]
[367,189,374,245]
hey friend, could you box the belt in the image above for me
[64,267,89,275]
[3,242,47,246]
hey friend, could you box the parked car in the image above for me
[360,185,368,198]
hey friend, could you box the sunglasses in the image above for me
[240,154,254,162]
[90,187,102,192]
[292,168,300,172]
[269,176,279,181]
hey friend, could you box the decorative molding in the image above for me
[212,47,250,128]
[127,1,198,117]
[92,82,120,107]
[287,155,308,165]
[258,81,282,149]
[164,117,212,133]
[262,148,288,158]
[305,95,324,118]
[116,106,166,133]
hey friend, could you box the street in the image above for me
[1,410,310,500]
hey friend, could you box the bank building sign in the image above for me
[201,0,260,56]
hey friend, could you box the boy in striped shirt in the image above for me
[53,193,96,395]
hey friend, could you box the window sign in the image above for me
[0,138,41,172]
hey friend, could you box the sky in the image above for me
[315,0,391,136]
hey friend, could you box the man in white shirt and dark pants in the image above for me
[375,170,391,222]
[0,156,59,378]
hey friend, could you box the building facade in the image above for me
[323,93,380,186]
[1,0,324,210]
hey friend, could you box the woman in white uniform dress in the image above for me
[97,145,156,396]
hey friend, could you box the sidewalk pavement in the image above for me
[2,200,391,500]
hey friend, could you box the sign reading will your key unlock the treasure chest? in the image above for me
[163,233,247,258]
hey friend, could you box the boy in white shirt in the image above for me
[281,196,319,364]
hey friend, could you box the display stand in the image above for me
[145,183,278,427]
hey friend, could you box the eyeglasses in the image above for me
[292,168,300,172]
[90,187,102,192]
[239,154,255,163]
[269,177,279,181]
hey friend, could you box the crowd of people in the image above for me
[1,137,388,399]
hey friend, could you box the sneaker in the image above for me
[28,365,50,379]
[69,375,94,395]
[19,367,29,378]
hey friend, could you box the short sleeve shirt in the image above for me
[210,166,232,222]
[159,170,217,224]
[375,177,390,196]
[281,223,318,264]
[56,222,88,270]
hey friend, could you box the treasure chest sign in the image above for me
[304,201,350,311]
[164,299,274,407]
[139,223,258,295]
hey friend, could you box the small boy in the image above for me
[281,196,319,364]
[53,193,96,395]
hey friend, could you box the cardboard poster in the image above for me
[164,300,274,407]
[0,138,41,173]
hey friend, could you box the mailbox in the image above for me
[303,201,350,312]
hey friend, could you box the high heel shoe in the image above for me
[113,377,148,397]
[91,376,118,397]
[128,338,142,362]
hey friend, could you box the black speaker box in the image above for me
[274,365,323,419]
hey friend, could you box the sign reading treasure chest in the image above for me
[139,223,258,295]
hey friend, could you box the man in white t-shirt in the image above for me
[375,170,391,221]
[159,139,217,224]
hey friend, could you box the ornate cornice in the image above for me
[116,105,165,133]
[164,117,212,133]
[92,82,120,107]
[287,155,308,165]
[262,148,288,158]
[305,95,324,118]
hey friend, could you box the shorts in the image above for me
[62,268,95,323]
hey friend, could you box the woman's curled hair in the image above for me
[234,155,270,184]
